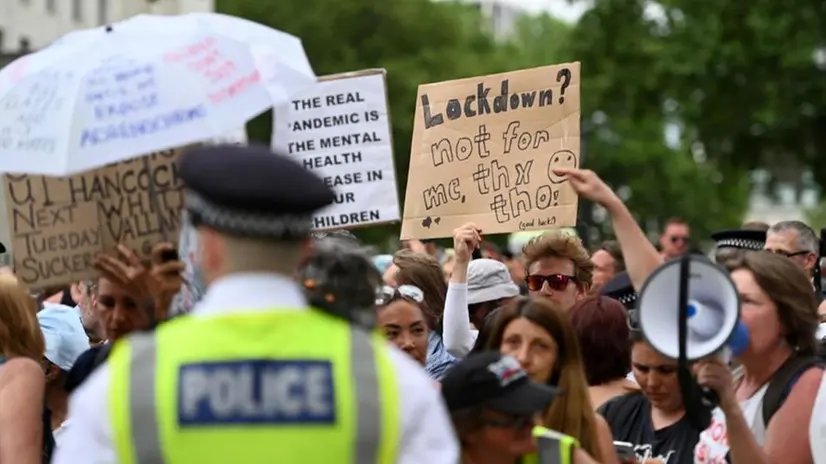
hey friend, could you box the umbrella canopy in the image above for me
[49,13,316,106]
[0,13,316,176]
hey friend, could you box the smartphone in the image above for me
[613,441,636,463]
[160,249,179,263]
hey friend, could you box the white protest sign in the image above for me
[207,127,248,146]
[272,69,399,230]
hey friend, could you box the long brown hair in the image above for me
[486,297,601,460]
[0,275,44,361]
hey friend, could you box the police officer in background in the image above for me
[53,145,458,464]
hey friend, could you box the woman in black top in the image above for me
[598,331,702,464]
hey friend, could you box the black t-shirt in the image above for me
[42,407,54,464]
[64,344,110,393]
[598,392,700,464]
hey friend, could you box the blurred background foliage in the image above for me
[217,0,824,249]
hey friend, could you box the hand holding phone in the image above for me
[613,441,636,464]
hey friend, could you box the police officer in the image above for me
[53,145,458,464]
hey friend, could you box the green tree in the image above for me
[559,0,766,241]
[583,115,750,245]
[566,0,826,231]
[505,13,574,70]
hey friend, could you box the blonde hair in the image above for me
[523,231,594,290]
[0,275,44,361]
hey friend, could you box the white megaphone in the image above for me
[638,255,750,361]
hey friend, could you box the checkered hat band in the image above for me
[717,239,764,250]
[619,293,638,305]
[186,190,313,238]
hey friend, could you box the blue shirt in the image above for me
[425,332,456,381]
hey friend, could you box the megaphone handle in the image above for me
[700,387,719,408]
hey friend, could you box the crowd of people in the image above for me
[0,145,824,464]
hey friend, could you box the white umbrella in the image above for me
[47,13,317,106]
[0,14,315,176]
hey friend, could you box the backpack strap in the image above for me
[762,355,824,425]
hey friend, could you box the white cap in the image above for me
[37,304,89,371]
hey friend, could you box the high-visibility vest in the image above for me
[522,426,578,464]
[108,309,401,463]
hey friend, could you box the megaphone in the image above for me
[638,254,750,361]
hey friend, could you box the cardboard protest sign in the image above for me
[3,147,189,288]
[272,69,400,231]
[400,63,581,240]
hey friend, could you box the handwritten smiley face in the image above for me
[547,150,578,184]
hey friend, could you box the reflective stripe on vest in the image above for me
[109,310,399,464]
[522,426,578,464]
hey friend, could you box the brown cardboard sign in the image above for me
[400,63,581,240]
[3,147,189,289]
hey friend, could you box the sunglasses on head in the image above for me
[525,274,577,292]
[376,285,424,306]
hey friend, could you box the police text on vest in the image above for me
[177,360,336,425]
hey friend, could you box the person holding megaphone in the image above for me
[554,167,823,463]
[689,252,822,463]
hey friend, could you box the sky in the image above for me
[498,0,590,23]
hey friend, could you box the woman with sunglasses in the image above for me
[376,285,430,367]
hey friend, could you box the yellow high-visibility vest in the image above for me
[108,309,401,463]
[522,426,579,464]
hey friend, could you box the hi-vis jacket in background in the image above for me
[52,275,459,464]
[523,426,579,464]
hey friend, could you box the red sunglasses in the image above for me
[525,274,577,292]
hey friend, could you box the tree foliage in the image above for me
[567,0,826,235]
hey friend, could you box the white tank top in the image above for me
[811,372,826,463]
[694,383,769,463]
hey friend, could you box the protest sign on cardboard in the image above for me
[400,63,581,240]
[3,147,189,288]
[272,69,399,231]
